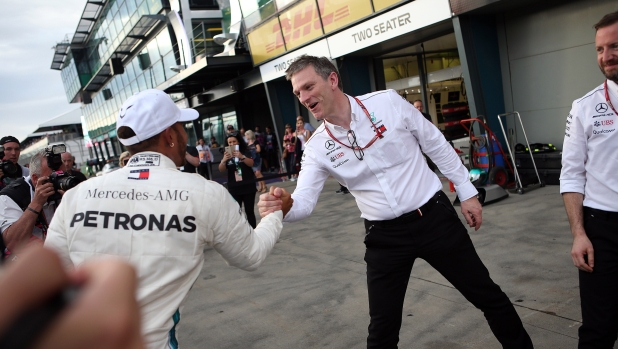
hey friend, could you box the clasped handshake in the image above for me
[258,187,294,218]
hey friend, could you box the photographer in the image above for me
[0,136,29,189]
[0,149,57,261]
[0,144,79,261]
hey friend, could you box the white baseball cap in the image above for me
[116,89,198,146]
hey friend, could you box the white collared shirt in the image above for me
[560,80,618,211]
[285,89,477,222]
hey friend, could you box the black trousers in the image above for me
[579,207,618,349]
[198,162,211,180]
[231,192,256,228]
[284,154,295,178]
[363,191,533,349]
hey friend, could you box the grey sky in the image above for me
[0,0,85,143]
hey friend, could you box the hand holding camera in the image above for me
[32,176,56,209]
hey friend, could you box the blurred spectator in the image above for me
[61,152,87,183]
[294,119,311,175]
[119,151,131,167]
[413,100,433,122]
[183,145,199,174]
[264,126,279,173]
[245,130,266,193]
[210,136,219,148]
[226,125,235,136]
[0,136,29,189]
[239,128,248,144]
[282,124,297,181]
[297,116,315,132]
[218,132,257,227]
[0,246,145,349]
[195,138,213,180]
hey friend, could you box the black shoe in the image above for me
[336,189,350,194]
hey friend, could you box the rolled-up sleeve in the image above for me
[0,195,22,235]
[284,146,330,223]
[395,91,477,202]
[560,102,587,194]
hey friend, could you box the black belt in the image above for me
[584,207,618,221]
[366,191,444,227]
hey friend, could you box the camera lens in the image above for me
[57,176,79,191]
[1,161,18,176]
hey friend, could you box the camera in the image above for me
[44,144,80,201]
[0,145,19,179]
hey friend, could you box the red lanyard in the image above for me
[324,97,385,150]
[605,80,618,116]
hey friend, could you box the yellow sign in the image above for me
[247,17,287,65]
[321,0,373,34]
[278,0,325,51]
[372,0,403,12]
[248,0,376,65]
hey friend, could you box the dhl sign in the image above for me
[248,0,373,65]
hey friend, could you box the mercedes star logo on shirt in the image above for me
[325,140,335,150]
[596,103,608,113]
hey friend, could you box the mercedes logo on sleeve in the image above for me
[325,140,335,150]
[596,103,608,113]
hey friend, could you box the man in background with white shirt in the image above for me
[561,11,618,348]
[258,55,532,349]
[195,138,213,180]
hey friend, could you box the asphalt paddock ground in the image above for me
[178,178,593,348]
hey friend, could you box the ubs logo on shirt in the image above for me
[330,152,344,162]
[594,120,614,127]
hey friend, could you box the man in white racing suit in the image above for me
[45,89,286,349]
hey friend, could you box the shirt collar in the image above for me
[346,94,360,122]
[607,80,618,100]
[326,95,359,133]
[124,152,177,169]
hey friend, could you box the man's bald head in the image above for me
[61,152,75,173]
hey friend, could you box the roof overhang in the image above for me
[72,1,106,46]
[157,54,254,96]
[50,41,71,70]
[83,14,167,93]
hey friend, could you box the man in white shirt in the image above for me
[45,89,286,349]
[561,11,618,348]
[258,55,532,348]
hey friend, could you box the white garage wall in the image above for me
[497,0,618,149]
